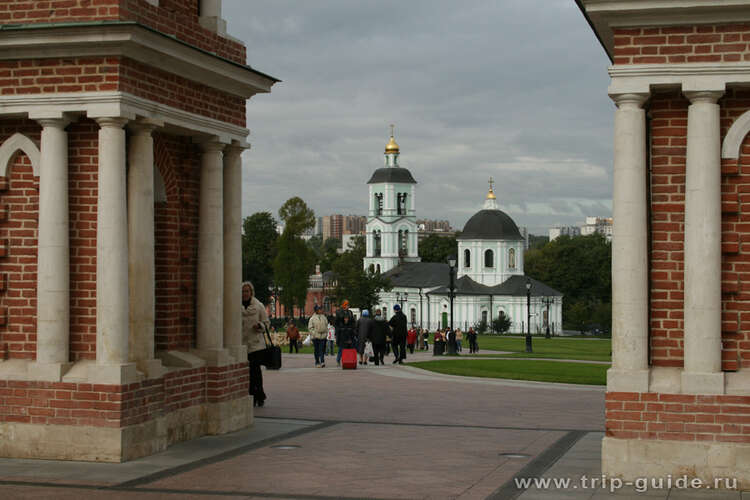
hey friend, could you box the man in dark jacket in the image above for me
[355,309,374,365]
[388,304,408,364]
[335,300,355,366]
[369,308,389,365]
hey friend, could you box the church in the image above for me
[363,131,563,333]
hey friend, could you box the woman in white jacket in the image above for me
[242,281,270,407]
[307,305,329,368]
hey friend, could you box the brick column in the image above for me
[682,90,725,395]
[32,117,71,380]
[195,140,231,366]
[127,120,166,379]
[223,143,246,361]
[608,92,650,393]
[93,117,138,384]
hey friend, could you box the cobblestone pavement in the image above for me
[0,350,744,499]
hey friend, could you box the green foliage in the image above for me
[492,312,512,334]
[331,235,392,311]
[528,234,549,250]
[241,212,278,305]
[411,359,607,385]
[474,320,488,334]
[524,233,611,332]
[278,196,316,235]
[273,198,317,317]
[418,234,458,263]
[472,335,611,361]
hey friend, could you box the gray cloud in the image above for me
[227,0,613,234]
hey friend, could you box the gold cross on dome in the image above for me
[390,124,395,137]
[489,177,494,191]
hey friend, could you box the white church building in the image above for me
[364,132,563,333]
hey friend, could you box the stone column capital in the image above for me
[223,142,248,159]
[684,90,724,104]
[610,92,649,109]
[127,118,163,137]
[198,139,226,154]
[96,117,130,129]
[36,117,72,130]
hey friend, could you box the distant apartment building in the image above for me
[417,219,452,232]
[549,225,581,241]
[580,216,612,241]
[322,214,366,241]
[519,226,530,250]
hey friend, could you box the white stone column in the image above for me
[682,90,725,395]
[32,117,71,381]
[195,140,231,366]
[198,0,226,34]
[93,117,137,384]
[608,93,650,393]
[223,143,246,362]
[127,120,166,379]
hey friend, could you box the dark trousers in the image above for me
[372,344,386,365]
[247,352,266,404]
[289,339,299,353]
[392,337,406,361]
[407,343,415,354]
[313,338,326,365]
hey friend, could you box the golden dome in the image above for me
[385,135,399,154]
[486,188,496,200]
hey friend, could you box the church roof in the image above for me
[458,209,524,241]
[382,262,450,288]
[428,275,562,297]
[367,167,417,185]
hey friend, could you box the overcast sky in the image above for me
[224,0,613,236]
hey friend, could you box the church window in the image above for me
[369,264,375,273]
[482,310,488,324]
[464,249,471,268]
[484,249,494,268]
[508,248,516,269]
[397,193,407,215]
[399,229,408,255]
[375,193,383,215]
[374,230,382,256]
[376,264,381,273]
[410,308,416,325]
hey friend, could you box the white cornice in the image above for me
[579,0,750,59]
[0,23,278,99]
[608,62,750,93]
[0,92,250,145]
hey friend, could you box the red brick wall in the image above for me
[613,24,750,65]
[0,0,246,65]
[153,133,199,352]
[0,120,40,361]
[0,363,248,427]
[606,392,750,444]
[0,57,246,127]
[649,90,688,367]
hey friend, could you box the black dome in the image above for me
[367,167,417,184]
[458,209,524,240]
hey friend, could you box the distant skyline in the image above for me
[225,0,613,235]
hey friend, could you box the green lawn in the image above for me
[411,359,608,385]
[470,335,611,362]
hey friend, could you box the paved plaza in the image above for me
[0,349,746,499]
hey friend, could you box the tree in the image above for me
[493,312,512,334]
[307,236,341,273]
[242,212,278,305]
[273,198,316,317]
[525,233,611,332]
[331,236,392,311]
[418,234,458,263]
[528,234,549,250]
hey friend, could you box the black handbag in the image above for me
[260,325,282,370]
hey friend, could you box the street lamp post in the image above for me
[541,297,553,338]
[525,278,533,353]
[447,255,457,355]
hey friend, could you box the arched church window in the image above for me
[399,229,408,255]
[375,193,383,215]
[508,248,516,269]
[484,249,494,268]
[399,193,407,215]
[464,249,471,268]
[376,264,381,273]
[374,230,382,257]
[369,264,375,273]
[482,310,488,324]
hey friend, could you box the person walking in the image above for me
[422,329,430,351]
[407,326,417,354]
[468,327,478,353]
[389,304,408,364]
[326,320,336,355]
[308,305,329,368]
[455,328,463,353]
[286,321,300,353]
[242,281,270,408]
[355,309,374,365]
[370,308,388,365]
[335,300,355,366]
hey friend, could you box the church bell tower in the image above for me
[364,126,420,274]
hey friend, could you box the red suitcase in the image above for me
[341,348,358,369]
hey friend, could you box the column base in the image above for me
[88,362,140,385]
[227,345,248,364]
[27,362,72,382]
[606,368,650,392]
[136,358,168,380]
[681,371,725,395]
[190,348,233,367]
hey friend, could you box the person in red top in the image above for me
[406,327,417,354]
[286,321,301,353]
